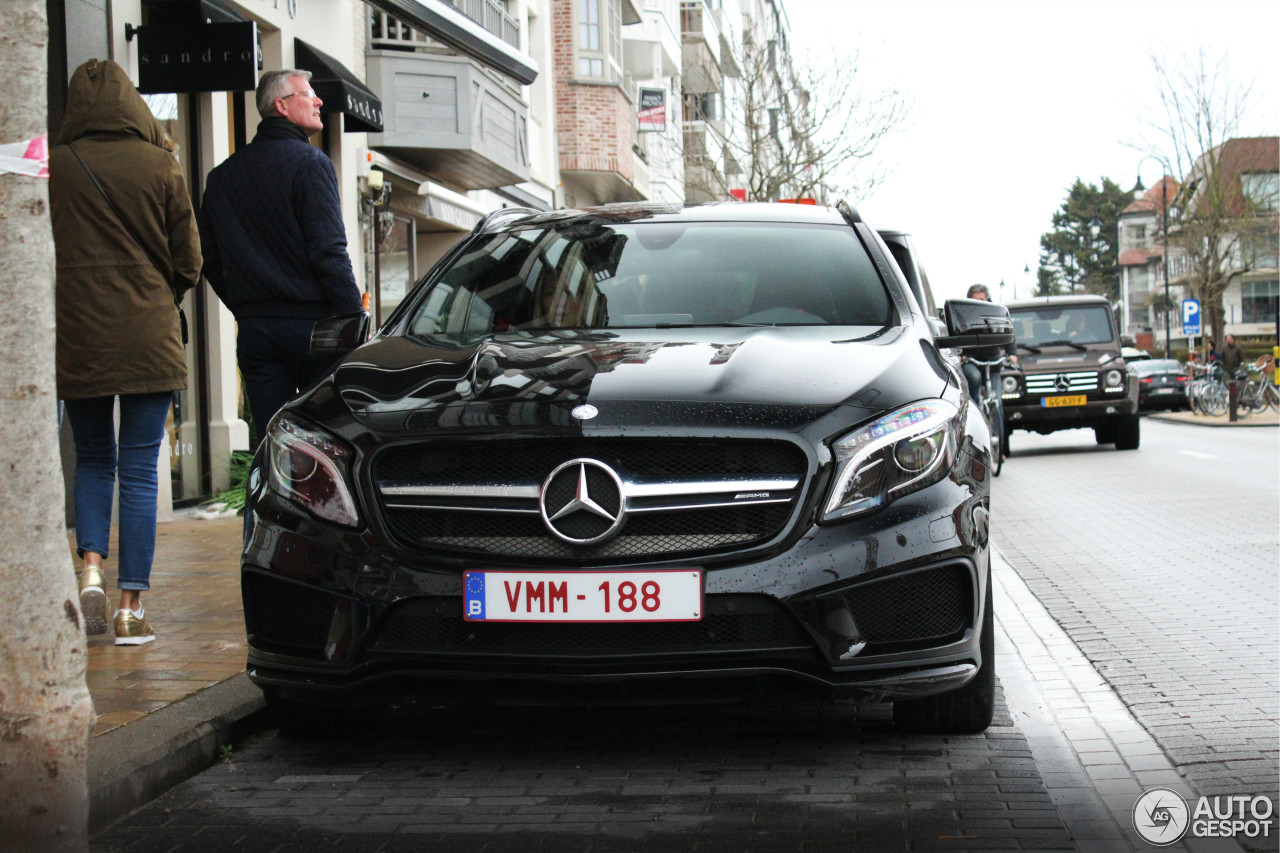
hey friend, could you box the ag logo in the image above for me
[1133,788,1189,845]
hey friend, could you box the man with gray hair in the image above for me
[198,68,363,442]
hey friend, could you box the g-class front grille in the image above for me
[1024,371,1099,394]
[373,439,808,562]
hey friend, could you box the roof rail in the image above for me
[835,199,862,226]
[477,206,537,234]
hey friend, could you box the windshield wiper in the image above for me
[1016,342,1041,354]
[1036,339,1088,351]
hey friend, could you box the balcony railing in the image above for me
[370,0,520,53]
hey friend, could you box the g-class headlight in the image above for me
[1104,369,1125,388]
[267,415,360,527]
[823,400,961,522]
[1001,375,1020,396]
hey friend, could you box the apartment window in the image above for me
[1242,279,1278,324]
[1129,224,1146,244]
[682,92,721,122]
[1242,172,1279,212]
[577,0,621,81]
[1246,230,1279,270]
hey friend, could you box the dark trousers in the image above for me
[237,316,333,441]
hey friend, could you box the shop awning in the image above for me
[294,40,384,133]
[364,0,538,85]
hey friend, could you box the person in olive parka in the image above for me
[49,59,201,645]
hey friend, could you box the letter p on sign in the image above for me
[1182,299,1201,336]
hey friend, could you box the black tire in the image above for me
[1002,425,1010,459]
[1114,414,1140,450]
[1094,423,1117,444]
[264,690,384,737]
[893,582,995,735]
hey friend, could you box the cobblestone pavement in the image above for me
[90,687,1092,853]
[995,419,1279,813]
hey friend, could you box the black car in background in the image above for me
[1132,358,1190,411]
[241,202,1013,734]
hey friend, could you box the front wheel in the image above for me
[893,583,995,734]
[1115,414,1141,450]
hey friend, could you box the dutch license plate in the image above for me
[1041,395,1086,408]
[1153,388,1176,394]
[463,570,703,623]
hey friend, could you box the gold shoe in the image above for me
[79,565,108,636]
[114,609,155,646]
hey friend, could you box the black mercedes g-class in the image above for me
[1001,295,1141,450]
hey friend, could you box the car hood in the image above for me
[1015,346,1124,371]
[307,326,951,435]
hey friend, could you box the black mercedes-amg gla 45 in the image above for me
[241,201,1012,733]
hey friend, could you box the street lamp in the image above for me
[1022,263,1030,300]
[1134,157,1171,357]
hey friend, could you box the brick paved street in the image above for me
[995,419,1279,812]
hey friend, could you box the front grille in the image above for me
[371,593,812,654]
[844,564,970,647]
[373,439,807,562]
[244,572,336,658]
[1025,371,1099,394]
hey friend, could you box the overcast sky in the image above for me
[783,0,1280,304]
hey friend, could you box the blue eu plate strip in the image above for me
[464,572,485,620]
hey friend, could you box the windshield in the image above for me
[403,221,893,336]
[1009,305,1116,347]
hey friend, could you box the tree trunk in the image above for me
[0,3,93,851]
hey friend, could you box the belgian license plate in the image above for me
[1042,395,1086,408]
[463,570,703,623]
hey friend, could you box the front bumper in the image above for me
[241,464,992,706]
[1004,386,1138,432]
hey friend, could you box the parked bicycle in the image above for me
[1235,363,1279,417]
[1186,362,1228,417]
[966,356,1008,476]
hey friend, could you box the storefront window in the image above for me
[144,93,205,504]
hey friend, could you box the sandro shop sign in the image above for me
[136,20,260,94]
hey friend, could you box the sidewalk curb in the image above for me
[1146,412,1278,428]
[88,672,265,834]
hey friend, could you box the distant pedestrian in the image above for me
[1220,334,1247,378]
[50,59,202,644]
[198,68,363,440]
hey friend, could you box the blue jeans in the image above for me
[64,392,173,591]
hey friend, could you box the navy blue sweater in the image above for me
[199,118,362,320]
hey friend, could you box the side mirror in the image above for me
[935,298,1014,350]
[311,311,371,359]
[1121,334,1137,347]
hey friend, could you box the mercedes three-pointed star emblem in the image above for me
[539,459,626,545]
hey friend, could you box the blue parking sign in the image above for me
[1182,299,1201,336]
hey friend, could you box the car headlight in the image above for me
[823,400,961,522]
[1001,375,1020,395]
[1104,369,1125,387]
[267,415,360,527]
